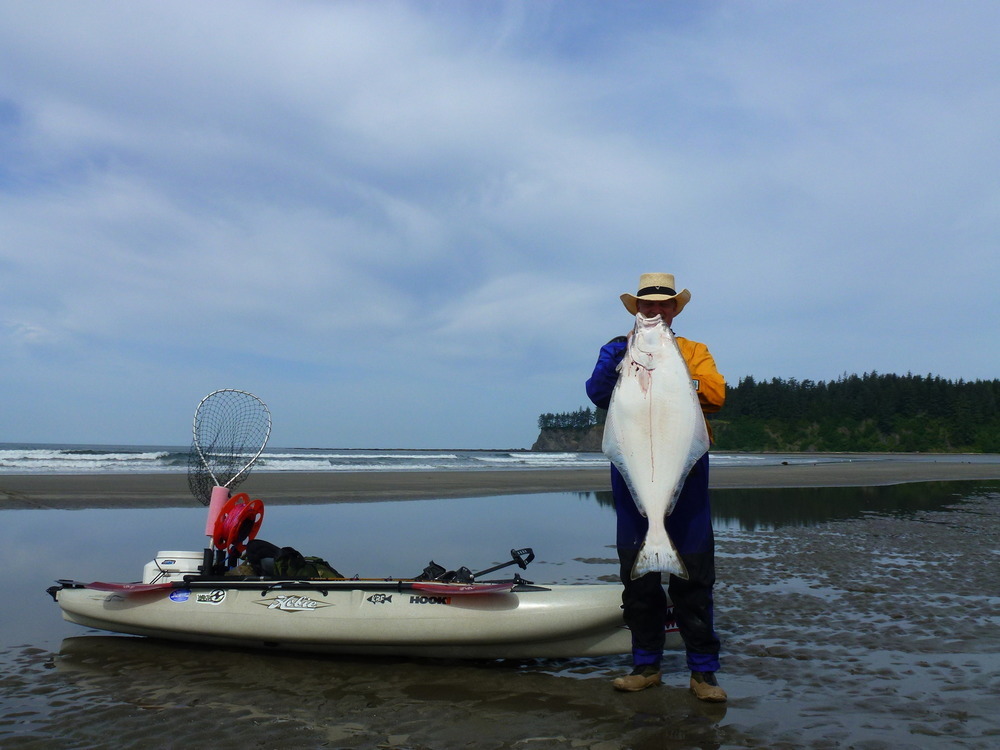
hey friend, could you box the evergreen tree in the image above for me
[538,373,1000,452]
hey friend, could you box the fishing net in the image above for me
[187,389,272,506]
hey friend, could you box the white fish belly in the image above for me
[602,317,710,579]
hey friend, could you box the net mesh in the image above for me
[187,389,271,505]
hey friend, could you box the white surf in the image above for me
[602,313,710,580]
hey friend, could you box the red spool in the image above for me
[212,492,264,553]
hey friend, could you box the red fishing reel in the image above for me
[212,492,264,554]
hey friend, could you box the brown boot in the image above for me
[612,665,662,692]
[689,671,727,702]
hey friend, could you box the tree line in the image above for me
[537,407,599,430]
[538,372,1000,452]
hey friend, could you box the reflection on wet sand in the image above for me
[593,479,998,530]
[713,488,1000,749]
[16,636,728,750]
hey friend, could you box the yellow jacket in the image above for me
[676,336,726,441]
[676,336,726,413]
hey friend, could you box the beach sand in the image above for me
[5,478,998,748]
[3,457,999,747]
[3,453,1000,509]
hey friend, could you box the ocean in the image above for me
[0,442,858,475]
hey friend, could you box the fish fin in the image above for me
[631,540,689,580]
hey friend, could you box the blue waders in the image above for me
[613,452,721,673]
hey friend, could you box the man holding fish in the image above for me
[586,273,727,703]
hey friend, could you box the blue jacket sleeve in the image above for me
[586,337,627,409]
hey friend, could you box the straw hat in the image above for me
[620,273,691,315]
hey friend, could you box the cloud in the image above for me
[0,0,998,447]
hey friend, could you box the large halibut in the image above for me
[602,313,710,580]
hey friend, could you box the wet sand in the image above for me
[3,454,999,747]
[3,486,998,748]
[4,453,1000,509]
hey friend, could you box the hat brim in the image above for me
[620,289,691,315]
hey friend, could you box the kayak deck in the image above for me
[57,576,532,596]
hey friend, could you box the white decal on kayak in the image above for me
[254,595,331,612]
[367,593,392,605]
[196,589,226,605]
[408,595,451,605]
[664,605,679,632]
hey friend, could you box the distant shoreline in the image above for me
[3,453,999,510]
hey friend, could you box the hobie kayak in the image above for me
[48,549,681,659]
[49,578,657,659]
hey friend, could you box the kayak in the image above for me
[49,578,668,659]
[48,549,681,659]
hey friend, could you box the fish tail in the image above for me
[631,540,689,580]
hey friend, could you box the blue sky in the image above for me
[2,1,998,449]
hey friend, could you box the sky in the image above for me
[1,1,998,450]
